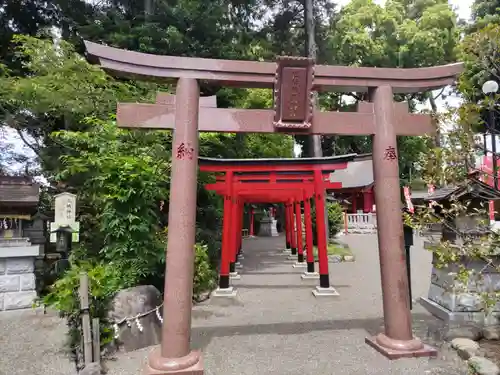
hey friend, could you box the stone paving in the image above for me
[107,234,469,375]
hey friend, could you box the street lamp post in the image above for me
[482,80,499,190]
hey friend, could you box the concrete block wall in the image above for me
[0,257,37,311]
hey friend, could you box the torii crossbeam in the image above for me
[84,41,462,373]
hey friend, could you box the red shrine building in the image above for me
[328,154,376,233]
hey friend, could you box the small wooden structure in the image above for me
[0,176,43,310]
[419,177,500,323]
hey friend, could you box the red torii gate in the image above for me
[206,183,340,294]
[209,188,310,297]
[200,155,352,295]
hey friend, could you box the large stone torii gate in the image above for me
[84,41,463,374]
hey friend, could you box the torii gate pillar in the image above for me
[364,85,435,358]
[145,78,204,375]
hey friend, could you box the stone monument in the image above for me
[258,209,278,237]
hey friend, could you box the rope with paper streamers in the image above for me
[111,303,164,339]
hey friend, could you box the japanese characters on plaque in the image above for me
[273,57,314,130]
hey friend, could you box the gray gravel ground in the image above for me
[107,234,468,375]
[1,234,469,375]
[0,307,76,375]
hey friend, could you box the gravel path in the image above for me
[0,308,76,375]
[1,234,468,375]
[107,234,468,375]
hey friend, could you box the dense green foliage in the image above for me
[310,201,344,245]
[408,3,500,317]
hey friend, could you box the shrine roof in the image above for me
[198,154,357,166]
[0,176,40,206]
[424,178,500,202]
[329,155,373,188]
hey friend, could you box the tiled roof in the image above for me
[329,155,373,188]
[0,176,40,204]
[423,178,500,202]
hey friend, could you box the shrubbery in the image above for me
[42,240,216,370]
[310,201,344,245]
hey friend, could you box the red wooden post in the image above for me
[218,171,233,289]
[303,195,315,274]
[363,189,374,213]
[249,206,255,237]
[295,200,305,264]
[229,197,239,275]
[285,203,291,250]
[352,192,357,213]
[289,200,297,255]
[313,170,337,296]
[237,202,244,257]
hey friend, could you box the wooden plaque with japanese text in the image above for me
[273,56,314,130]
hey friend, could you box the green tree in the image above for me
[0,35,157,176]
[470,0,500,31]
[52,118,171,281]
[459,25,500,103]
[303,0,460,183]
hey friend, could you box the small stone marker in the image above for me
[468,356,500,375]
[451,338,480,360]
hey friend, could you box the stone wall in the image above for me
[420,252,500,323]
[0,257,37,311]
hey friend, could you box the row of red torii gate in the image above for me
[200,154,355,295]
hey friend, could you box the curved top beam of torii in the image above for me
[84,41,463,94]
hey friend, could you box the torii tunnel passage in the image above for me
[85,40,463,372]
[199,155,355,293]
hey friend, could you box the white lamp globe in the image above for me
[482,80,499,95]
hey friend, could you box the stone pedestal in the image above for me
[301,272,319,280]
[258,218,278,237]
[420,251,500,323]
[212,287,237,298]
[0,240,38,311]
[312,286,340,297]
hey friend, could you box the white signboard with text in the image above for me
[54,192,77,226]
